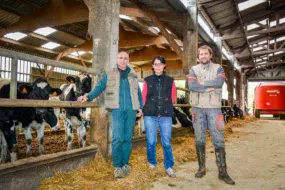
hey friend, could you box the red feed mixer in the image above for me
[254,82,285,119]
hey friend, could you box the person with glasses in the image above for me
[188,45,235,185]
[77,51,143,178]
[142,56,177,177]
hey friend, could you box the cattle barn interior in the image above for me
[0,0,285,189]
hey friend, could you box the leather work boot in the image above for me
[195,145,206,178]
[215,148,235,185]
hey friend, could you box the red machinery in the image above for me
[254,82,285,118]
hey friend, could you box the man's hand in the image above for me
[206,88,215,92]
[77,96,88,103]
[136,109,142,117]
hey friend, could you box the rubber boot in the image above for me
[195,145,206,178]
[215,148,235,185]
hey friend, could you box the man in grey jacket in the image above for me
[188,45,235,185]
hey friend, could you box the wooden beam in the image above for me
[120,7,183,23]
[131,0,183,59]
[0,0,89,37]
[129,46,179,63]
[130,17,159,36]
[256,61,285,67]
[247,24,285,36]
[10,58,17,99]
[222,34,244,40]
[248,76,285,81]
[0,48,94,75]
[218,19,239,31]
[0,0,182,37]
[0,99,98,108]
[236,48,285,58]
[28,32,75,48]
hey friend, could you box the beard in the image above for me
[200,60,211,65]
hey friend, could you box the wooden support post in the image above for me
[214,34,222,65]
[10,57,18,99]
[85,0,120,159]
[235,71,241,106]
[227,61,234,106]
[241,72,247,113]
[183,0,198,103]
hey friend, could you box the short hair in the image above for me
[198,45,213,55]
[151,55,167,73]
[118,50,129,55]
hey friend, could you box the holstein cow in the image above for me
[59,74,92,150]
[0,78,62,162]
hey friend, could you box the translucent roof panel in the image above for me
[247,19,267,31]
[238,0,266,11]
[34,27,57,36]
[41,42,60,49]
[4,32,27,41]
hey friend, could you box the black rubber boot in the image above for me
[195,145,206,178]
[215,148,235,185]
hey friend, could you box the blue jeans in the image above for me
[192,107,225,149]
[144,116,174,169]
[111,109,137,167]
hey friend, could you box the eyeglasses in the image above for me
[153,63,164,67]
[117,56,129,60]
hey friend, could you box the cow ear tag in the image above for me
[22,87,28,94]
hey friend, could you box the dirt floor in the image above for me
[151,119,285,190]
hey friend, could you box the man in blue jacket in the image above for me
[188,45,235,185]
[78,51,143,178]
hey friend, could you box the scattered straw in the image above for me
[39,116,256,190]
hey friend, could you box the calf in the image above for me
[59,74,92,150]
[173,107,194,132]
[0,78,62,162]
[233,104,244,119]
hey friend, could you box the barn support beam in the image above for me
[84,0,120,159]
[214,34,222,65]
[183,0,198,75]
[0,99,98,108]
[10,57,18,99]
[182,0,198,103]
[227,61,234,106]
[235,71,241,106]
[240,72,246,113]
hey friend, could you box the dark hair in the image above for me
[151,56,167,73]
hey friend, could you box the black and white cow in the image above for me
[233,104,244,119]
[59,74,92,150]
[0,78,62,162]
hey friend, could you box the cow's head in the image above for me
[20,78,62,100]
[35,107,60,130]
[74,74,92,97]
